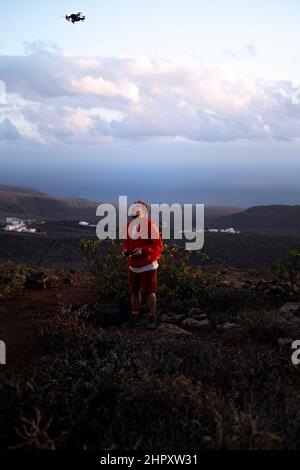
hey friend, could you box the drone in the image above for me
[65,12,86,24]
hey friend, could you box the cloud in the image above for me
[0,118,21,140]
[71,76,140,102]
[0,80,6,104]
[225,44,257,60]
[23,40,61,55]
[0,48,299,144]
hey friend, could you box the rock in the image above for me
[23,272,46,289]
[100,307,129,326]
[160,314,185,324]
[43,275,59,289]
[279,302,300,320]
[202,436,213,445]
[192,314,208,321]
[160,314,170,323]
[187,308,205,317]
[278,338,293,347]
[165,310,182,316]
[158,323,193,336]
[169,300,191,312]
[232,282,245,289]
[23,272,59,290]
[223,322,240,330]
[181,318,210,329]
[219,280,230,287]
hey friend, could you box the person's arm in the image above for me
[141,222,163,257]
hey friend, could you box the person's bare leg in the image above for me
[131,291,141,314]
[129,291,142,326]
[147,293,157,316]
[147,293,158,329]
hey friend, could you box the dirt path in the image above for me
[0,280,94,372]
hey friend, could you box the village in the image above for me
[207,227,240,234]
[1,217,38,234]
[1,216,240,238]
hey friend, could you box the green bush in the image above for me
[80,240,217,313]
[80,239,129,311]
[273,249,300,285]
[158,244,217,310]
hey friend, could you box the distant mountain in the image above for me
[212,205,300,233]
[0,186,99,221]
[204,205,243,219]
[0,185,45,195]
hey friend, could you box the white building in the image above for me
[208,227,240,234]
[6,217,22,226]
[3,218,37,234]
[4,221,26,232]
[223,227,240,234]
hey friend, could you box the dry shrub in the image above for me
[0,262,81,298]
[3,281,24,298]
[0,331,298,450]
[240,310,286,344]
[14,408,56,450]
[44,303,91,337]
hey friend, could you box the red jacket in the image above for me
[123,217,163,268]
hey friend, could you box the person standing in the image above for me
[123,201,163,330]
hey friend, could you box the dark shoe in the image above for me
[148,315,159,330]
[129,314,141,327]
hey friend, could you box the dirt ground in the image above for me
[0,279,95,372]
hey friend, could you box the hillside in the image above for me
[204,205,242,220]
[213,205,300,233]
[0,187,99,221]
[0,184,45,195]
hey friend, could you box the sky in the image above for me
[1,0,300,206]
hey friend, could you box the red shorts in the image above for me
[128,269,158,294]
